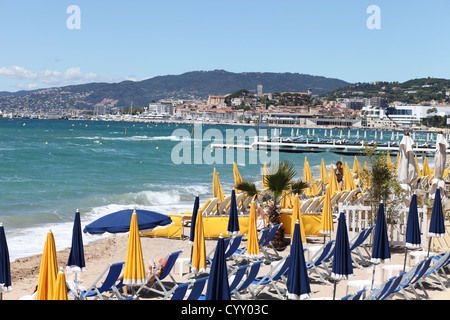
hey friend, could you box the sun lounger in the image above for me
[339,189,360,205]
[198,261,263,300]
[259,223,283,262]
[203,198,219,216]
[310,196,326,214]
[231,261,263,300]
[225,234,245,260]
[216,195,232,215]
[248,255,291,299]
[232,225,273,263]
[341,288,366,300]
[239,194,253,215]
[390,256,434,300]
[226,263,253,299]
[204,234,245,267]
[335,190,350,205]
[80,262,126,300]
[417,251,450,291]
[349,225,375,268]
[257,188,271,204]
[349,188,369,205]
[135,250,183,298]
[164,276,208,300]
[365,273,405,300]
[303,196,322,214]
[180,198,218,220]
[299,198,313,213]
[235,192,246,207]
[306,240,335,284]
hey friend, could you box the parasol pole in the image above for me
[333,280,338,300]
[371,263,376,290]
[403,247,408,272]
[427,237,432,258]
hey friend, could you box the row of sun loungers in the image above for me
[68,219,450,300]
[344,251,450,300]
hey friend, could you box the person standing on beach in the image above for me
[335,161,344,190]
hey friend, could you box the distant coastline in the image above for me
[3,115,448,133]
[50,117,447,133]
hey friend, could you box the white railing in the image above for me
[339,203,428,249]
[338,204,372,240]
[388,206,428,249]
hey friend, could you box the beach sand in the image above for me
[4,229,450,301]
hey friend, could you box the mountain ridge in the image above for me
[0,70,350,112]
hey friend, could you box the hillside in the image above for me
[0,70,350,113]
[322,78,450,104]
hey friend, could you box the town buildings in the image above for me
[1,84,449,130]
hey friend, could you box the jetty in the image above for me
[211,135,450,156]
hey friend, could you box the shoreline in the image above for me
[5,116,449,133]
[91,118,450,133]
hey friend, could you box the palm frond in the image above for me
[235,181,259,199]
[291,179,309,195]
[281,159,298,181]
[265,161,296,204]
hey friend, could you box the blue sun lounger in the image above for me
[80,262,125,300]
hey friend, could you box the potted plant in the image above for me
[362,145,405,228]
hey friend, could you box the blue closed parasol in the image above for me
[0,224,12,299]
[371,202,391,264]
[205,234,230,300]
[83,209,172,234]
[429,188,445,238]
[403,194,422,271]
[370,202,391,289]
[286,220,311,300]
[331,212,353,299]
[428,188,446,256]
[67,210,86,279]
[227,189,240,236]
[405,194,421,249]
[189,196,200,245]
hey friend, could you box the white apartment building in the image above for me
[145,102,173,118]
[361,104,450,127]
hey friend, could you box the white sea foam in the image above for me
[6,187,200,262]
[68,135,187,142]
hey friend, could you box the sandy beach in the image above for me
[2,154,449,303]
[4,225,450,302]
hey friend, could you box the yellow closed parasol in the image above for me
[320,185,334,237]
[123,211,146,286]
[37,231,58,300]
[245,201,261,258]
[291,194,306,244]
[191,209,207,273]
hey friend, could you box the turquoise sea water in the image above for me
[0,118,430,261]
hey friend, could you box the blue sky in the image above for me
[0,0,449,92]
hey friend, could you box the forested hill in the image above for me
[0,70,350,112]
[322,78,450,104]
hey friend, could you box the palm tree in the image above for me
[237,160,304,249]
[264,160,298,249]
[264,160,297,204]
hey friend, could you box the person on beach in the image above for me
[335,160,344,189]
[256,206,267,231]
[18,285,38,300]
[119,257,167,295]
[146,257,167,284]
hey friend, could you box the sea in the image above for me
[0,118,433,261]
